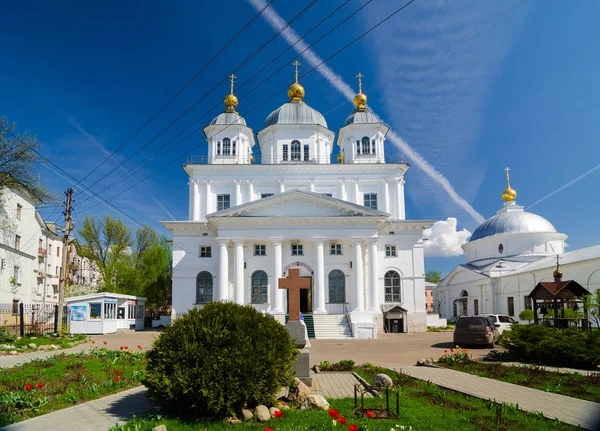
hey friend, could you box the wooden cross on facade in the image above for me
[279,268,310,321]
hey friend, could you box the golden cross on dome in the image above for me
[504,167,511,186]
[228,74,237,94]
[292,60,301,83]
[356,72,364,93]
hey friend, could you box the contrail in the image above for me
[247,0,485,224]
[527,163,600,210]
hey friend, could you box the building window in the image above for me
[56,266,59,276]
[13,265,19,282]
[361,136,370,154]
[303,144,309,161]
[328,269,345,304]
[474,299,479,316]
[524,296,532,310]
[291,244,303,256]
[104,302,116,320]
[199,246,212,258]
[371,139,376,154]
[254,244,266,256]
[283,144,288,161]
[507,297,515,316]
[223,138,231,155]
[385,245,397,257]
[196,271,213,304]
[364,193,377,209]
[217,194,230,211]
[232,140,236,156]
[251,270,268,304]
[356,140,360,154]
[217,141,221,155]
[89,303,101,319]
[384,270,401,302]
[261,193,274,199]
[291,140,301,161]
[330,244,342,255]
[49,244,52,254]
[16,204,22,220]
[15,235,20,251]
[57,246,60,257]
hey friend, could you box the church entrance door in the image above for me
[299,276,312,313]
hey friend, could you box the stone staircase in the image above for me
[312,314,353,339]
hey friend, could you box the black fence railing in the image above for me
[0,302,60,336]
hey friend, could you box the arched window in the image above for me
[223,138,231,155]
[384,270,401,302]
[328,269,345,304]
[251,270,268,304]
[361,137,371,154]
[460,290,468,297]
[291,140,301,161]
[196,271,213,304]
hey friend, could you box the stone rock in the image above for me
[373,373,394,389]
[152,426,167,431]
[37,345,47,351]
[254,405,270,422]
[288,378,310,405]
[225,417,242,425]
[299,394,330,411]
[9,351,18,356]
[269,407,281,417]
[276,386,289,400]
[241,409,253,422]
[28,343,37,349]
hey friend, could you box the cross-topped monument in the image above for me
[279,268,310,321]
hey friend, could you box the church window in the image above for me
[385,245,397,257]
[474,299,479,315]
[261,193,274,199]
[303,144,309,161]
[254,244,266,256]
[199,246,212,258]
[16,203,22,220]
[291,140,301,161]
[362,137,370,154]
[330,244,342,255]
[283,144,288,161]
[364,193,377,209]
[251,270,268,304]
[498,244,504,253]
[384,270,401,302]
[217,141,221,155]
[291,244,303,256]
[223,138,231,155]
[328,269,345,304]
[371,139,376,154]
[322,193,333,197]
[356,140,361,154]
[507,297,515,316]
[217,194,230,210]
[524,296,532,310]
[196,271,213,304]
[232,141,236,156]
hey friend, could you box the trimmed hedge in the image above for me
[500,324,600,370]
[144,302,298,418]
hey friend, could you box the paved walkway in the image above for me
[400,365,600,430]
[2,386,152,431]
[311,372,372,399]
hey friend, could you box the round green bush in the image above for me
[144,302,298,418]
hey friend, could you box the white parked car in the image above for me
[477,314,516,334]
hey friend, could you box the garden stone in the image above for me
[289,378,310,405]
[37,345,47,351]
[9,351,18,355]
[373,373,393,389]
[241,409,253,421]
[28,343,36,349]
[152,426,167,431]
[299,394,330,411]
[277,386,289,400]
[269,407,281,417]
[225,417,242,424]
[254,405,270,422]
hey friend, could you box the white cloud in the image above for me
[423,218,471,257]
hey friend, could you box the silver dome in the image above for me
[265,101,327,128]
[344,110,380,126]
[210,111,246,126]
[469,209,557,242]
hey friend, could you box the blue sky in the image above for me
[1,0,599,277]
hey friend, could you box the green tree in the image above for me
[518,309,534,323]
[582,291,600,328]
[426,270,442,284]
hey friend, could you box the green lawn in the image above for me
[113,365,579,431]
[0,334,89,354]
[437,361,600,403]
[0,348,146,426]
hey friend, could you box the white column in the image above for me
[271,238,284,314]
[352,238,365,312]
[395,179,402,220]
[368,238,379,311]
[232,238,244,305]
[217,238,229,301]
[383,180,390,215]
[340,180,347,201]
[204,181,212,216]
[197,181,204,220]
[399,179,405,219]
[313,238,326,314]
[235,180,242,206]
[248,180,255,201]
[308,180,315,192]
[354,180,360,205]
[278,180,285,194]
[192,181,200,221]
[188,181,194,220]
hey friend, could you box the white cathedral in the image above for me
[162,70,433,338]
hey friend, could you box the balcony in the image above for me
[38,247,48,256]
[186,154,408,165]
[35,270,47,278]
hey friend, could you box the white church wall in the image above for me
[257,126,334,164]
[464,233,566,264]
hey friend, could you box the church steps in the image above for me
[312,314,353,339]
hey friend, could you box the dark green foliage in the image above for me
[0,326,16,343]
[144,302,298,418]
[500,324,600,369]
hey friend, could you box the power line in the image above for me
[77,0,277,185]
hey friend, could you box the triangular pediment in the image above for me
[208,190,388,218]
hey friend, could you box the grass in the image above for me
[112,365,579,431]
[426,325,454,332]
[0,333,89,354]
[0,347,146,426]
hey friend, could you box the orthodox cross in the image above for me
[356,72,364,93]
[279,268,310,321]
[504,167,511,186]
[228,73,237,94]
[292,60,301,83]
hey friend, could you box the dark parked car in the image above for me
[453,316,500,348]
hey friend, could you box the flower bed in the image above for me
[0,333,89,355]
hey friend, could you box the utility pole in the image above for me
[57,188,74,333]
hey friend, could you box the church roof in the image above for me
[209,111,247,126]
[264,101,327,129]
[344,110,380,126]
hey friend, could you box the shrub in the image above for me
[0,326,16,344]
[518,309,534,323]
[500,324,600,370]
[144,302,298,418]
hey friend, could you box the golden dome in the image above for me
[224,93,238,112]
[501,167,517,202]
[288,82,305,102]
[353,92,367,110]
[553,267,563,279]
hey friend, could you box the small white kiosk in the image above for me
[66,293,146,334]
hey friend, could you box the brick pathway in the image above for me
[400,366,600,430]
[311,372,372,399]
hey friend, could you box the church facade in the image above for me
[162,72,433,338]
[434,172,600,324]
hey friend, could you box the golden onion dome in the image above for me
[224,93,238,112]
[553,267,563,279]
[353,92,367,110]
[288,82,305,102]
[501,167,517,202]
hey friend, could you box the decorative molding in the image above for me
[284,261,314,273]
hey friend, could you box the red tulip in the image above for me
[84,368,88,371]
[137,344,142,349]
[103,341,107,345]
[37,383,45,388]
[124,346,128,350]
[91,340,95,344]
[114,377,120,382]
[273,410,284,419]
[367,410,374,419]
[444,350,447,353]
[328,409,339,418]
[264,428,273,431]
[450,348,454,353]
[25,384,34,390]
[117,371,123,376]
[339,417,347,425]
[348,425,359,431]
[142,359,147,364]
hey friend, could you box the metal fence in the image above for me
[0,302,61,336]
